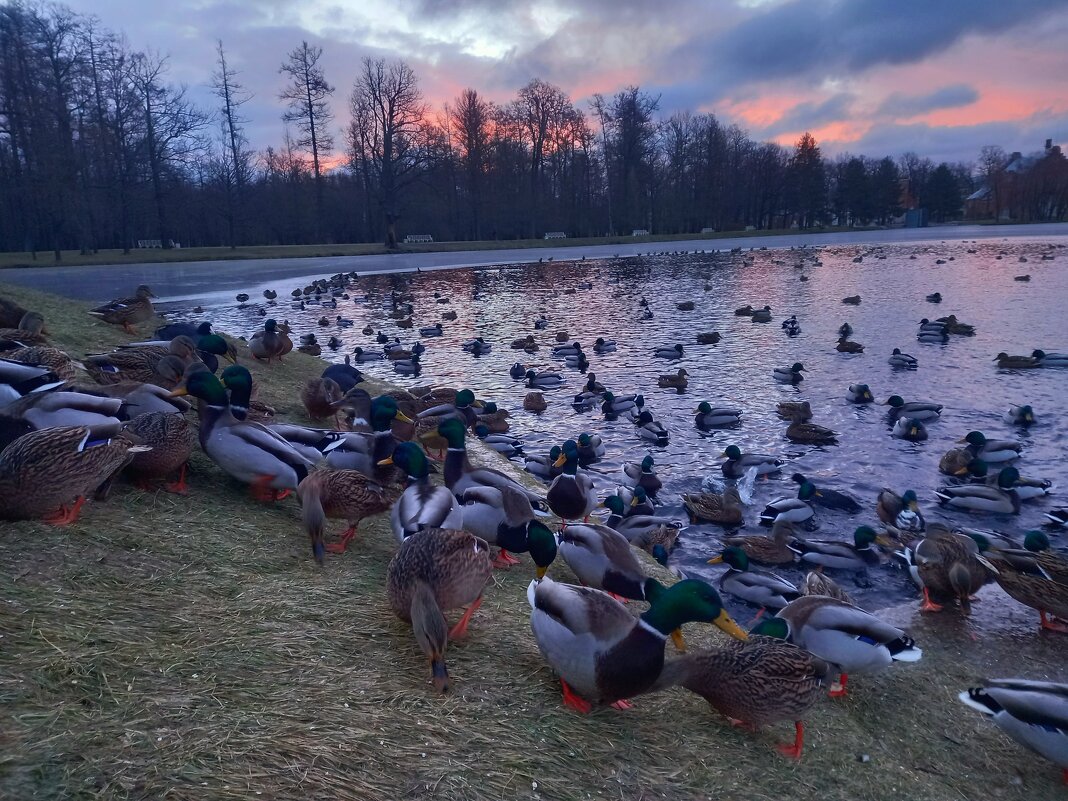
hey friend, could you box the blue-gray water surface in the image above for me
[162,236,1068,617]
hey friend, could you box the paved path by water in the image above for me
[1,222,1065,303]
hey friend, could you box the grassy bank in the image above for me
[1,282,1065,801]
[0,227,877,269]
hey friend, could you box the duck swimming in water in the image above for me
[773,363,805,384]
[888,348,918,369]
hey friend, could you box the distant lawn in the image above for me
[0,226,877,269]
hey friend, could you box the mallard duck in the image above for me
[801,569,853,604]
[593,337,617,353]
[622,455,663,498]
[601,496,680,544]
[912,526,994,612]
[555,331,570,343]
[574,432,604,463]
[0,295,28,328]
[838,323,853,338]
[836,336,862,353]
[552,341,582,358]
[960,430,1021,463]
[653,344,684,359]
[751,595,921,697]
[1045,509,1068,527]
[547,441,596,522]
[462,337,492,355]
[123,411,197,495]
[352,347,383,363]
[734,305,754,316]
[876,488,925,531]
[721,444,784,478]
[751,306,772,323]
[1004,405,1036,426]
[775,401,811,422]
[652,635,831,759]
[988,466,1051,501]
[419,323,444,337]
[418,388,480,429]
[882,395,942,421]
[510,335,536,351]
[683,485,744,526]
[939,447,977,476]
[559,522,671,602]
[321,357,364,393]
[1,357,65,406]
[1015,273,1031,281]
[846,384,874,403]
[387,527,493,693]
[88,285,156,333]
[960,679,1068,782]
[696,331,721,344]
[632,524,679,566]
[982,531,1068,633]
[934,469,1021,515]
[888,348,918,368]
[2,389,127,429]
[525,445,562,480]
[786,417,838,445]
[474,402,510,434]
[525,369,563,389]
[84,338,197,387]
[474,424,522,456]
[792,526,883,572]
[298,467,400,561]
[791,474,861,513]
[527,576,748,712]
[709,547,801,610]
[0,423,147,524]
[995,352,1040,369]
[723,520,797,565]
[925,292,942,303]
[172,370,313,500]
[430,418,543,506]
[773,363,805,384]
[658,368,688,390]
[759,483,816,526]
[1032,349,1068,367]
[938,315,975,336]
[381,442,462,542]
[677,301,695,311]
[633,411,669,445]
[892,416,928,441]
[695,401,742,427]
[247,319,288,362]
[841,296,861,305]
[301,377,346,422]
[393,354,421,374]
[0,311,48,345]
[3,346,77,382]
[459,485,557,571]
[582,373,606,394]
[523,391,547,412]
[601,391,642,416]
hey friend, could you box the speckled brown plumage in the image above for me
[301,377,344,421]
[123,412,196,487]
[299,467,401,559]
[724,520,797,565]
[5,346,77,381]
[683,486,744,526]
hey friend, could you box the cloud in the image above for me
[875,84,979,119]
[760,93,856,136]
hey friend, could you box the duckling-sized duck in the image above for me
[681,484,744,525]
[959,679,1068,783]
[634,411,669,445]
[841,296,861,306]
[836,336,863,353]
[846,384,874,403]
[760,481,818,527]
[888,348,918,369]
[525,369,563,389]
[995,352,1040,369]
[791,473,861,513]
[527,575,748,712]
[960,430,1022,463]
[721,444,784,478]
[934,467,1021,515]
[123,411,197,495]
[248,319,288,363]
[525,445,562,480]
[723,520,797,566]
[593,337,617,353]
[1032,349,1068,367]
[786,416,838,445]
[299,466,400,560]
[709,547,801,610]
[1004,405,1036,426]
[982,530,1068,633]
[388,527,493,693]
[695,401,742,428]
[882,395,942,421]
[622,455,663,498]
[877,488,924,530]
[381,442,462,542]
[802,568,853,604]
[653,344,684,359]
[751,306,773,323]
[658,368,688,390]
[458,485,558,571]
[892,416,928,441]
[791,526,884,573]
[696,331,721,344]
[735,305,754,316]
[912,525,994,612]
[547,441,596,522]
[652,634,832,760]
[88,285,156,334]
[773,362,805,384]
[751,595,921,697]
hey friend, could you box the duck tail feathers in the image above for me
[888,635,922,662]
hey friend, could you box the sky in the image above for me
[66,0,1068,165]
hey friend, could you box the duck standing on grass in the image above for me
[382,441,462,542]
[88,285,156,334]
[298,467,400,562]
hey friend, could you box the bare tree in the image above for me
[977,145,1007,220]
[511,78,572,238]
[349,57,429,248]
[450,88,493,239]
[212,40,252,247]
[279,41,333,225]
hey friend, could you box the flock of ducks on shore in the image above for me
[1,252,1067,778]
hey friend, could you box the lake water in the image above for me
[162,235,1068,616]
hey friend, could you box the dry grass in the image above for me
[1,282,1065,801]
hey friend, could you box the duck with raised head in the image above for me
[382,442,462,542]
[431,418,543,506]
[888,348,918,368]
[634,411,669,445]
[601,391,642,417]
[882,395,942,421]
[575,432,604,463]
[911,525,994,612]
[709,547,801,610]
[721,444,785,478]
[622,455,663,498]
[547,440,596,522]
[773,362,805,384]
[751,595,921,697]
[88,285,156,334]
[836,336,863,353]
[527,576,748,712]
[658,368,688,390]
[759,482,817,526]
[593,337,616,353]
[248,319,287,363]
[694,401,742,428]
[876,488,925,532]
[387,527,493,693]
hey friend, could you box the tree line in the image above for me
[1,2,1066,258]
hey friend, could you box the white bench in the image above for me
[543,231,566,239]
[631,229,650,236]
[700,227,716,234]
[404,234,434,244]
